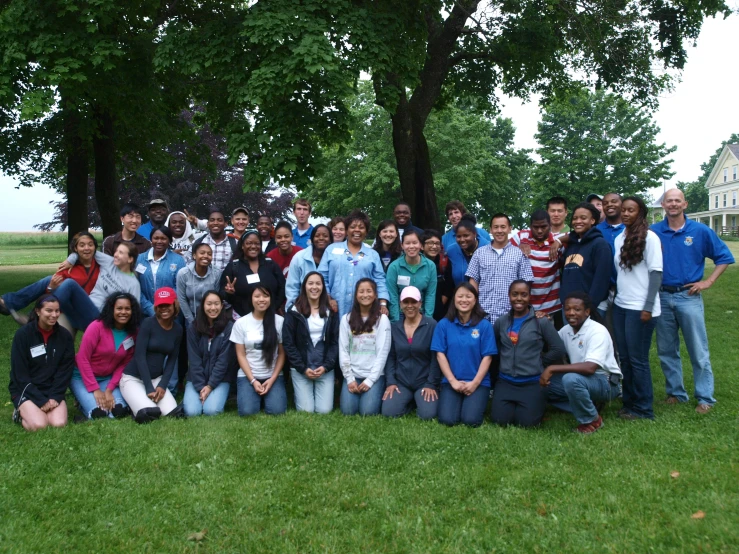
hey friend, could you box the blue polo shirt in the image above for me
[430,317,497,387]
[292,225,314,249]
[650,218,734,287]
[442,227,492,251]
[596,220,625,284]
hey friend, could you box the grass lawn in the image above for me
[0,261,737,552]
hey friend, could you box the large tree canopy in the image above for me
[303,81,532,228]
[677,133,739,213]
[531,88,676,209]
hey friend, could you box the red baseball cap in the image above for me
[154,287,177,306]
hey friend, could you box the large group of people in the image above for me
[3,190,733,433]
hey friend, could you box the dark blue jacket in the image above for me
[559,227,612,307]
[186,320,238,390]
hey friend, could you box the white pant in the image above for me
[120,374,177,416]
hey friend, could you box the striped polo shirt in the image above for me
[510,230,562,314]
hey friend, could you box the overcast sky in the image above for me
[2,13,737,231]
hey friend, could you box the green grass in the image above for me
[0,245,68,266]
[0,266,737,552]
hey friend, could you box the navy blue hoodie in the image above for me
[559,227,612,307]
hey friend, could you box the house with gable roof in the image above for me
[687,143,739,235]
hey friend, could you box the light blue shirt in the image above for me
[285,246,319,308]
[136,248,186,317]
[318,241,388,317]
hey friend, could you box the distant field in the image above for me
[0,231,103,247]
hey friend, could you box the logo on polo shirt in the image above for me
[684,236,693,246]
[578,339,584,349]
[169,263,178,271]
[471,329,480,339]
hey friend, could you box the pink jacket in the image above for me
[75,320,136,392]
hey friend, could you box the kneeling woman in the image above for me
[183,291,236,417]
[71,293,142,420]
[382,286,440,420]
[120,287,184,423]
[491,281,565,428]
[338,279,391,416]
[431,283,497,427]
[9,295,75,431]
[283,272,339,413]
[230,287,287,416]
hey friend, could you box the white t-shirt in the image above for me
[614,229,662,317]
[230,313,284,379]
[308,313,324,346]
[559,317,621,377]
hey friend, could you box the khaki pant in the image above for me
[120,374,177,416]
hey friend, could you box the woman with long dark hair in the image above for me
[9,295,75,431]
[283,271,340,413]
[338,278,392,415]
[285,224,333,309]
[431,282,497,427]
[220,230,285,316]
[183,290,236,417]
[613,196,662,420]
[230,286,287,415]
[71,292,142,420]
[372,219,402,272]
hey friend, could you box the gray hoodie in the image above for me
[176,263,222,325]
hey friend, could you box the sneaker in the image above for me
[9,309,29,326]
[665,396,681,405]
[575,415,603,434]
[111,404,130,418]
[619,411,641,421]
[695,403,712,415]
[90,407,108,419]
[12,408,22,425]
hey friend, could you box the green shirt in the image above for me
[386,255,437,321]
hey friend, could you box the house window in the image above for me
[725,168,729,182]
[734,191,737,207]
[724,193,727,207]
[733,216,737,228]
[715,195,719,209]
[734,166,738,180]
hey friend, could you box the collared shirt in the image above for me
[200,234,234,271]
[442,227,492,251]
[292,225,314,249]
[147,249,163,289]
[559,317,621,377]
[430,317,497,387]
[465,243,535,324]
[650,217,735,287]
[511,230,562,314]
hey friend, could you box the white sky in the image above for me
[1,13,737,231]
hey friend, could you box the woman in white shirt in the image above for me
[230,286,286,415]
[613,196,662,421]
[338,278,391,415]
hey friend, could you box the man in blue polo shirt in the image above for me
[595,192,625,316]
[651,189,734,414]
[292,199,314,249]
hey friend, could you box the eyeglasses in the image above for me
[424,241,441,247]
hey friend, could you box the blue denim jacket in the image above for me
[285,246,319,309]
[137,248,187,316]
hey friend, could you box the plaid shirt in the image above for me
[200,234,235,271]
[465,242,534,324]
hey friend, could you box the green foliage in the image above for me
[677,133,739,213]
[531,89,676,210]
[302,82,533,228]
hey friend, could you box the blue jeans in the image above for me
[69,374,127,419]
[291,369,334,414]
[655,291,715,405]
[236,375,287,416]
[438,383,490,427]
[546,373,620,424]
[2,276,52,311]
[381,383,438,420]
[613,305,656,419]
[53,279,99,330]
[182,381,230,416]
[340,376,385,416]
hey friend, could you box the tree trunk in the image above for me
[61,95,90,242]
[390,99,441,231]
[92,110,120,238]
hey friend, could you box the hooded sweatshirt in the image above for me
[67,251,141,310]
[176,263,223,325]
[559,226,612,307]
[165,211,198,262]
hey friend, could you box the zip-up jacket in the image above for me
[493,308,566,379]
[176,263,222,325]
[137,248,187,317]
[186,320,238,391]
[386,255,437,321]
[385,316,441,390]
[219,258,286,316]
[559,226,612,307]
[9,322,75,407]
[282,308,340,374]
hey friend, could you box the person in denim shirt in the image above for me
[137,226,187,317]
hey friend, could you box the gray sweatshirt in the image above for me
[176,263,222,325]
[339,313,391,388]
[67,251,141,310]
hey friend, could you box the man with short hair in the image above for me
[392,202,424,241]
[292,199,314,249]
[651,188,734,414]
[441,200,491,251]
[229,207,249,240]
[511,210,563,328]
[546,196,569,237]
[466,213,534,325]
[586,193,605,223]
[596,192,625,315]
[138,198,169,240]
[191,208,239,271]
[102,203,151,255]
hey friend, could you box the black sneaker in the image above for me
[90,407,108,419]
[111,404,130,418]
[134,407,161,424]
[167,404,186,419]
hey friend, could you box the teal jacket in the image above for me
[386,255,437,321]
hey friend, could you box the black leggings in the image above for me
[490,379,546,428]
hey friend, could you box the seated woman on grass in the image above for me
[338,278,392,416]
[491,280,565,428]
[183,290,236,417]
[431,282,497,427]
[9,295,75,431]
[71,292,142,421]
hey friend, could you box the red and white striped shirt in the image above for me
[511,230,562,314]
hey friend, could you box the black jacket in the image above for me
[560,226,613,307]
[219,258,286,316]
[385,316,441,390]
[9,322,75,408]
[186,320,238,390]
[282,309,339,374]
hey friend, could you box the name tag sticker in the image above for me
[397,275,411,286]
[246,330,263,342]
[30,344,46,358]
[123,337,135,350]
[246,274,260,284]
[332,247,344,255]
[135,264,147,274]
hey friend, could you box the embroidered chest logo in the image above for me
[578,339,584,349]
[684,236,693,246]
[471,329,480,339]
